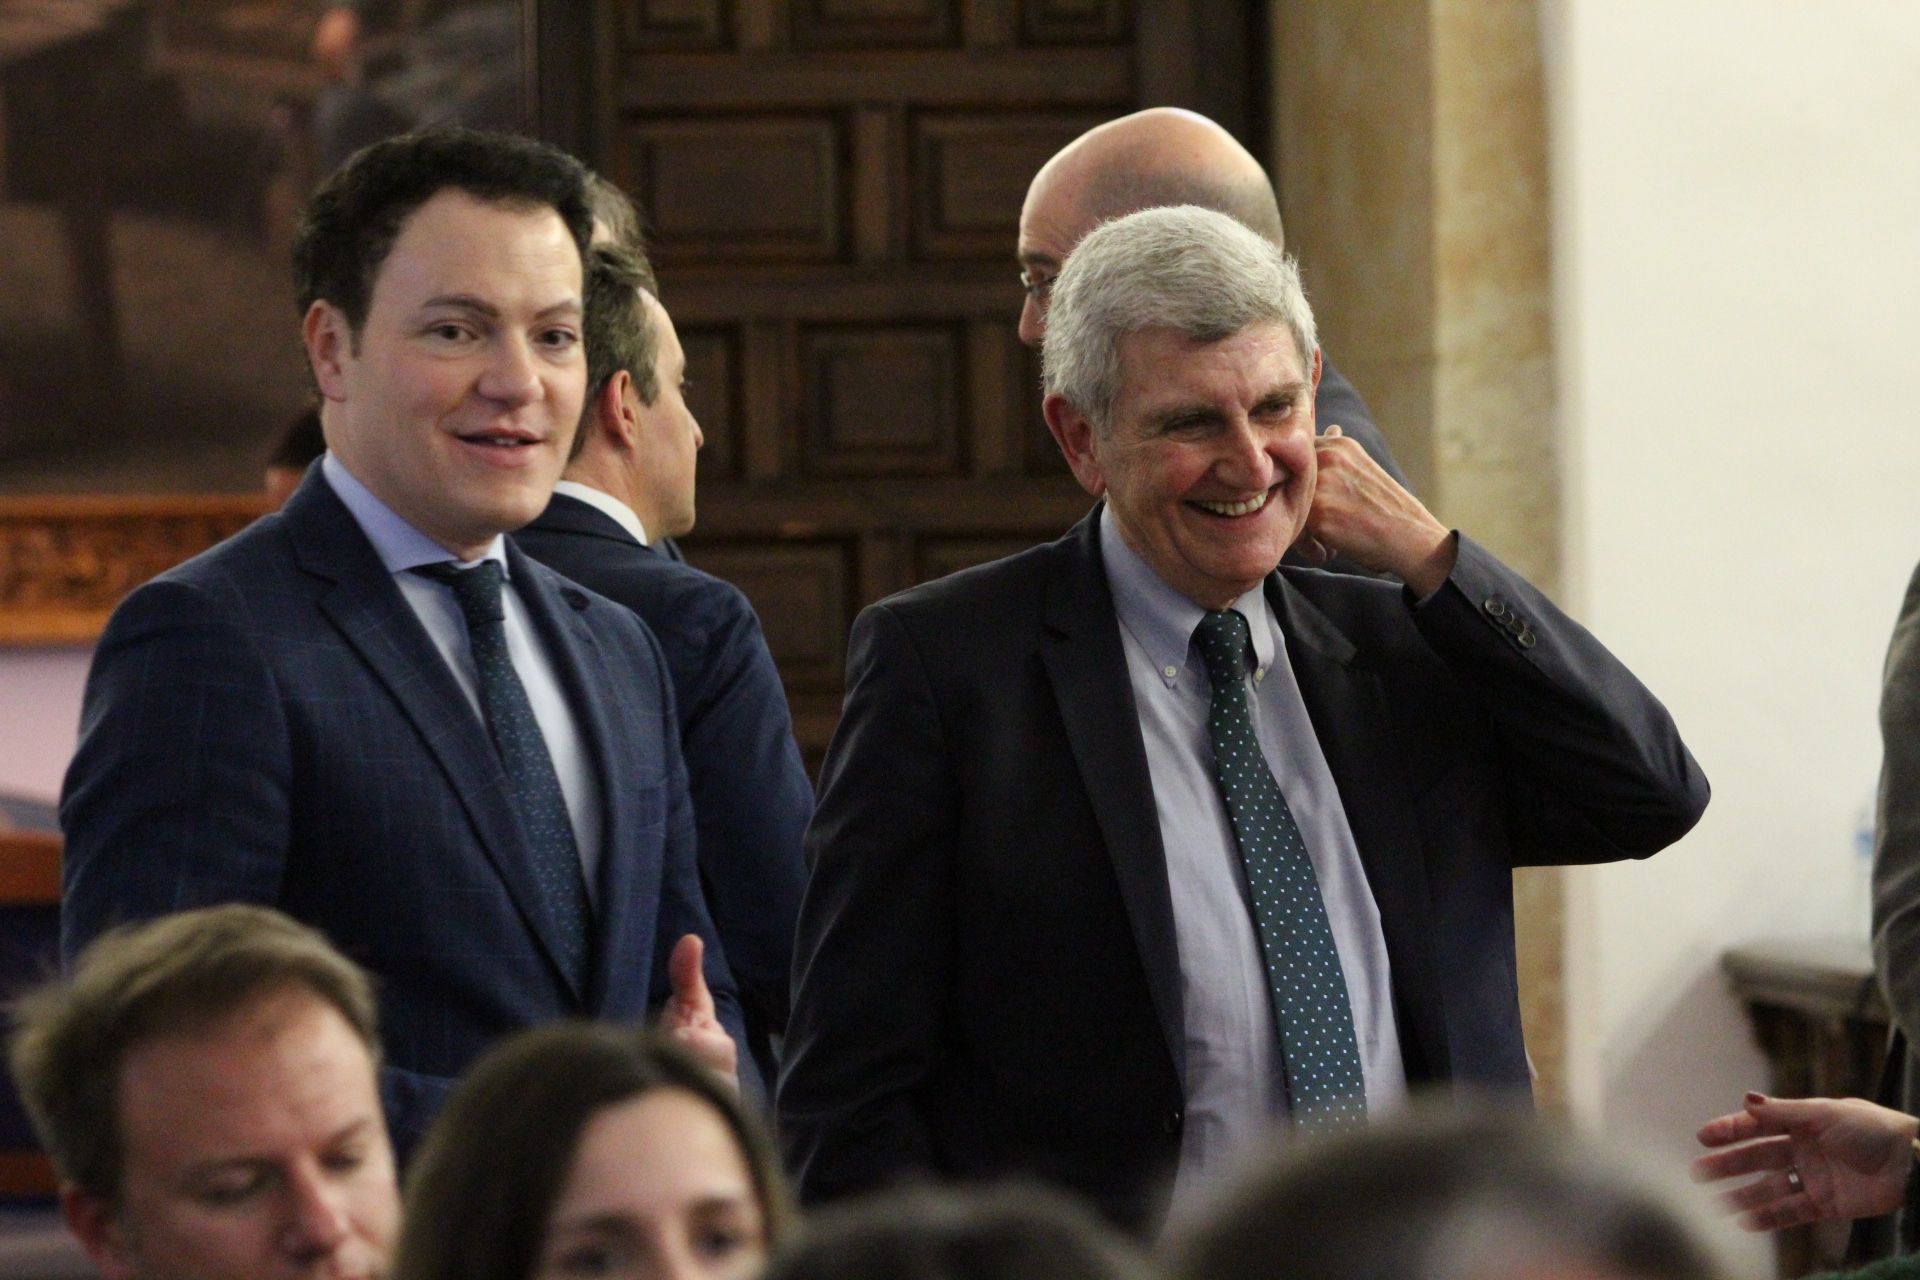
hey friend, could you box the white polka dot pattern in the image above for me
[416,560,593,984]
[1195,608,1366,1132]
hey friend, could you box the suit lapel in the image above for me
[284,475,587,1003]
[504,541,633,1013]
[1268,574,1452,1083]
[1040,511,1187,1083]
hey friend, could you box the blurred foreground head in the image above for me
[1167,1112,1734,1280]
[763,1183,1156,1280]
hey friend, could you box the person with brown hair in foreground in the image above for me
[391,1022,792,1280]
[9,903,399,1280]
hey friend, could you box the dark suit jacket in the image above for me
[516,492,811,1087]
[778,508,1708,1232]
[60,469,742,1153]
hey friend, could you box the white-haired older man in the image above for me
[780,206,1709,1234]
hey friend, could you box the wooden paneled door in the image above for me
[597,0,1267,765]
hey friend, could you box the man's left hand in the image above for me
[658,934,739,1090]
[1297,426,1456,597]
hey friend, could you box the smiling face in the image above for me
[306,189,586,559]
[69,987,398,1280]
[1051,321,1319,610]
[534,1088,767,1280]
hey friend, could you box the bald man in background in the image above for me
[1016,108,1410,522]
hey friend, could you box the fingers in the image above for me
[1695,1110,1765,1150]
[1721,1164,1804,1213]
[668,933,714,1017]
[1692,1133,1793,1183]
[1321,424,1345,440]
[1742,1193,1825,1234]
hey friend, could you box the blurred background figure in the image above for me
[1168,1111,1733,1280]
[391,1023,791,1280]
[263,404,325,509]
[762,1184,1155,1280]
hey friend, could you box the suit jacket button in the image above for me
[1484,597,1507,617]
[1518,630,1537,649]
[1162,1108,1183,1134]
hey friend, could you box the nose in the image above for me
[1017,293,1045,349]
[477,334,542,406]
[692,415,706,451]
[1214,418,1278,490]
[280,1167,352,1263]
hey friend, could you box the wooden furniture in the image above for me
[1725,938,1892,1277]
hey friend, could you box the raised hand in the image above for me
[1300,426,1455,596]
[657,933,739,1090]
[1693,1092,1917,1231]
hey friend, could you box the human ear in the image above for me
[1042,394,1107,499]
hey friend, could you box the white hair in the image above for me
[1040,205,1318,431]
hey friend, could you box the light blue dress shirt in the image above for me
[322,454,606,902]
[1098,510,1407,1217]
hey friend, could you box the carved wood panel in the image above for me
[0,497,264,644]
[602,0,1265,758]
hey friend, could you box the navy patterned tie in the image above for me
[415,560,592,984]
[1194,608,1366,1131]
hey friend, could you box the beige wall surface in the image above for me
[1547,9,1920,1269]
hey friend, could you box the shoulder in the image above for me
[868,531,1070,629]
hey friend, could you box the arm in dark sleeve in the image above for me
[672,580,811,1037]
[59,578,291,962]
[1409,535,1710,863]
[643,637,751,1083]
[1317,354,1411,489]
[1875,561,1920,1047]
[777,602,954,1204]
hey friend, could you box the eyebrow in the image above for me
[1018,251,1059,271]
[418,294,583,320]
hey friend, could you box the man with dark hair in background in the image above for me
[61,128,744,1153]
[517,239,811,1095]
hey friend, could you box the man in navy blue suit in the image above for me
[516,241,811,1092]
[60,129,744,1153]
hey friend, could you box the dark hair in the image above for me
[1166,1111,1731,1280]
[391,1023,792,1280]
[8,904,380,1208]
[267,405,326,471]
[580,241,660,422]
[586,172,649,262]
[293,127,594,335]
[763,1184,1156,1280]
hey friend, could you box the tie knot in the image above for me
[1194,609,1253,688]
[415,559,506,626]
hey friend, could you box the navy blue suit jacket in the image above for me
[779,508,1709,1232]
[60,469,742,1153]
[515,493,811,1085]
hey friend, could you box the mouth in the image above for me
[1188,483,1281,519]
[454,426,545,451]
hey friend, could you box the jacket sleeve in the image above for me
[1409,535,1711,864]
[777,602,953,1204]
[59,576,292,962]
[672,580,811,1037]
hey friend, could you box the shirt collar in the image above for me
[321,453,507,575]
[1098,506,1278,688]
[552,479,651,547]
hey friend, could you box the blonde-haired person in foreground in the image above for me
[8,903,398,1280]
[1168,1111,1734,1280]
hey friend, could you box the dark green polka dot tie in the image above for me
[1194,608,1366,1131]
[416,560,592,985]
